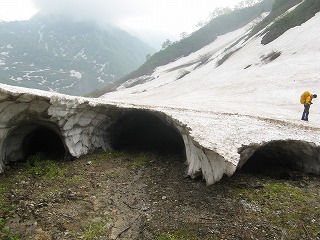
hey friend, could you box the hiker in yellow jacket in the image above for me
[300,91,317,121]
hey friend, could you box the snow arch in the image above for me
[1,121,70,167]
[2,86,320,185]
[106,109,185,154]
[237,140,320,176]
[104,108,236,185]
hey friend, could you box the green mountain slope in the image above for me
[91,0,320,97]
[89,0,273,97]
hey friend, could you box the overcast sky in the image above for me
[0,0,246,48]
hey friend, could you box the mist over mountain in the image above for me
[91,0,275,96]
[0,14,155,96]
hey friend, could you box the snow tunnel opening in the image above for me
[108,110,185,155]
[22,126,66,161]
[2,122,70,167]
[240,140,320,179]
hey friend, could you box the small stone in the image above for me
[145,214,152,221]
[141,205,149,211]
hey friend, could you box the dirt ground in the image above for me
[1,151,320,240]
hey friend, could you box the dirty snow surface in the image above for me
[101,13,320,167]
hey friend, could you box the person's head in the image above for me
[313,94,317,98]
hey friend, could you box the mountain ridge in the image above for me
[93,0,320,97]
[0,15,155,96]
[88,0,274,97]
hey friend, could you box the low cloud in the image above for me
[32,0,244,30]
[32,0,147,27]
[31,0,244,48]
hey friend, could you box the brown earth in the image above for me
[0,151,320,240]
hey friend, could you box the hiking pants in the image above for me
[302,104,310,120]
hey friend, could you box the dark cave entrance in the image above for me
[3,122,70,167]
[240,140,320,179]
[108,110,185,155]
[22,127,66,160]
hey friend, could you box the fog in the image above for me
[0,0,245,48]
[33,0,146,28]
[31,0,245,48]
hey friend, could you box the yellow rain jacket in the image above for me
[300,91,314,104]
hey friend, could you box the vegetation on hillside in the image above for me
[130,0,272,78]
[247,0,303,39]
[88,0,273,97]
[89,0,320,97]
[261,0,320,44]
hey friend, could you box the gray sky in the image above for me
[0,0,247,48]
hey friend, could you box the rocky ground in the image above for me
[0,150,320,240]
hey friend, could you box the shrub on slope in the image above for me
[247,0,303,39]
[91,0,273,97]
[261,0,320,44]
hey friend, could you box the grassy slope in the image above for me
[261,0,320,44]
